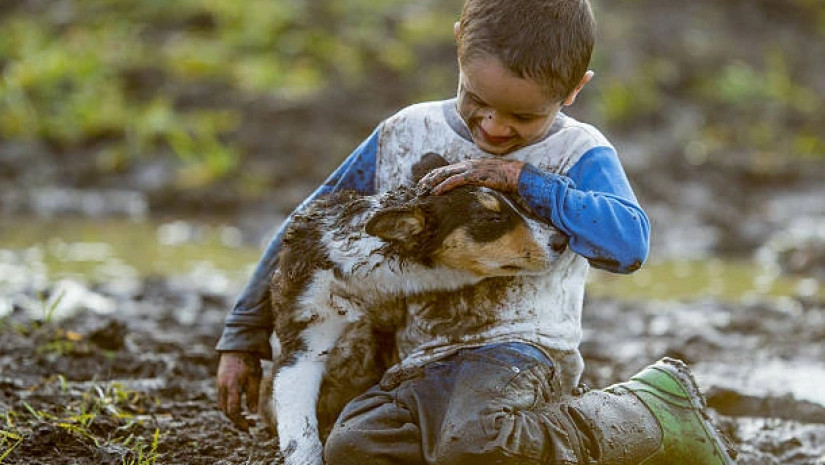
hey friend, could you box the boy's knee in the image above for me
[435,439,513,465]
[324,426,369,465]
[434,409,543,465]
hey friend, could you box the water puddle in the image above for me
[1,217,822,306]
[0,216,263,283]
[587,259,823,303]
[696,359,825,409]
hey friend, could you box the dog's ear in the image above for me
[365,207,426,242]
[411,152,449,183]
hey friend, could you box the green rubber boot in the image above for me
[553,357,736,464]
[607,357,737,464]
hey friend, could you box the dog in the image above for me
[261,155,568,465]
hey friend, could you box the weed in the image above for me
[0,0,461,188]
[122,428,161,465]
[0,429,23,462]
[1,380,166,463]
[41,288,65,325]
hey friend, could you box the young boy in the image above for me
[217,0,736,463]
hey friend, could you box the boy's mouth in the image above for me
[476,126,515,146]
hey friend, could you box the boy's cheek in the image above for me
[456,96,478,125]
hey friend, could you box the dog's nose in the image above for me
[549,233,569,253]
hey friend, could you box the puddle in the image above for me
[0,216,264,284]
[696,360,825,408]
[2,217,822,307]
[587,258,823,303]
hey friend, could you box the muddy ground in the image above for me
[2,0,825,462]
[1,270,824,464]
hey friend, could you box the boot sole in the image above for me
[642,357,737,464]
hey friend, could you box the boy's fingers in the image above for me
[226,398,250,431]
[246,375,260,414]
[418,170,447,189]
[223,385,249,431]
[432,175,470,195]
[218,384,228,412]
[418,163,468,189]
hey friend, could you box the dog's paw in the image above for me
[282,437,324,465]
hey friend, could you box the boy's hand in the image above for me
[418,159,525,195]
[217,351,262,431]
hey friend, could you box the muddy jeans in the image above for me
[324,342,589,465]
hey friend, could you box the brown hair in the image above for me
[457,0,595,101]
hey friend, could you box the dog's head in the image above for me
[365,184,567,277]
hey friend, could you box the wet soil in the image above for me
[2,277,824,464]
[1,0,824,461]
[0,281,280,464]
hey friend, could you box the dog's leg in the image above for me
[274,357,325,465]
[274,311,352,465]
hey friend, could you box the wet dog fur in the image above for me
[260,155,568,465]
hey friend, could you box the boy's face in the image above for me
[456,56,589,155]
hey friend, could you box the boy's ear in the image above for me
[563,70,595,106]
[365,207,426,242]
[454,21,460,40]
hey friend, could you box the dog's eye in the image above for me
[486,213,508,223]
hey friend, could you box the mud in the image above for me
[0,279,279,464]
[579,297,825,464]
[1,0,824,460]
[1,272,823,464]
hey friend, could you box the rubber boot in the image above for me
[558,357,737,464]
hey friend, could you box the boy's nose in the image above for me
[480,110,511,136]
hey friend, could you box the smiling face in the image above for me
[456,55,562,155]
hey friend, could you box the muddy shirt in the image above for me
[216,99,649,386]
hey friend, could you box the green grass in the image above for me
[0,0,463,188]
[1,379,163,464]
[0,429,23,462]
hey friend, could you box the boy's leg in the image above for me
[552,357,737,465]
[326,347,735,465]
[324,341,562,465]
[323,383,425,465]
[434,354,736,464]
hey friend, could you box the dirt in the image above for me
[1,0,824,461]
[0,282,280,465]
[2,275,824,464]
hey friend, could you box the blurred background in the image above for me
[1,0,824,303]
[2,1,825,463]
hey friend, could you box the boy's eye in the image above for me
[468,93,486,106]
[514,114,536,122]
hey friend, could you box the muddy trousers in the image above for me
[323,342,660,465]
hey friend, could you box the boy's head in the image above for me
[454,0,596,154]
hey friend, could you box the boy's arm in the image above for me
[215,126,381,358]
[517,146,650,273]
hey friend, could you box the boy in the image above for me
[217,0,736,463]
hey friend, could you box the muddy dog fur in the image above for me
[260,155,568,465]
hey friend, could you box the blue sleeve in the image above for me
[215,126,381,357]
[517,146,650,273]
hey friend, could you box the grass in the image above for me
[0,0,463,188]
[1,377,164,464]
[41,288,65,325]
[0,429,23,462]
